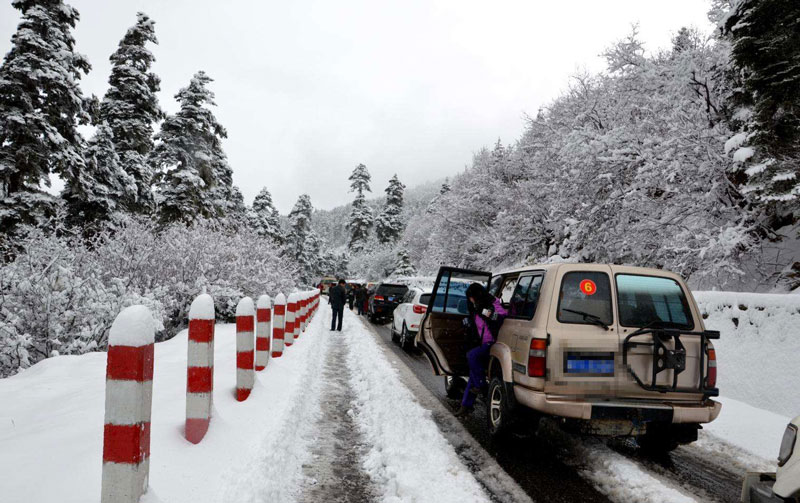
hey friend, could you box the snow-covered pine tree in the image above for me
[376,174,406,244]
[394,249,416,276]
[347,163,373,251]
[151,71,236,224]
[0,0,91,233]
[250,187,284,244]
[285,194,320,283]
[62,122,135,230]
[98,12,163,213]
[724,0,800,213]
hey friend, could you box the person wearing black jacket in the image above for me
[328,279,347,331]
[355,285,367,315]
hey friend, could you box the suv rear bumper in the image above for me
[513,387,721,424]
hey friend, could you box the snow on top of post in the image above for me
[235,297,255,317]
[257,294,272,309]
[109,305,156,347]
[189,293,215,320]
[287,292,298,303]
[274,292,286,305]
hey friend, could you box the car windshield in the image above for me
[616,274,694,329]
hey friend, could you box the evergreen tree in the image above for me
[725,0,800,209]
[98,12,162,212]
[394,249,416,277]
[250,187,284,244]
[285,194,318,283]
[151,71,235,224]
[347,163,373,250]
[62,122,135,229]
[0,0,91,232]
[376,174,405,244]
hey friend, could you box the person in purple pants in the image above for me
[454,283,508,417]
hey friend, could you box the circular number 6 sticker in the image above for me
[579,279,597,296]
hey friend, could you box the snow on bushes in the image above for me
[0,217,297,377]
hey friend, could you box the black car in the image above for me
[367,283,409,323]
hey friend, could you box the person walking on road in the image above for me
[355,284,367,315]
[454,283,508,417]
[328,279,347,331]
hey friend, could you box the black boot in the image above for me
[454,405,473,417]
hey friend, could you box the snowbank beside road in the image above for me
[694,291,800,417]
[0,316,328,503]
[343,311,490,503]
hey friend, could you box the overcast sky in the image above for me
[0,0,714,212]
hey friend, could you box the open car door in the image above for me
[416,266,492,376]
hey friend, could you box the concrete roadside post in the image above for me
[101,305,155,503]
[185,294,215,444]
[271,293,286,358]
[255,295,272,371]
[285,293,297,348]
[235,297,255,401]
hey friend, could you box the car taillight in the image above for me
[374,295,385,301]
[413,304,427,314]
[706,348,717,388]
[528,338,547,377]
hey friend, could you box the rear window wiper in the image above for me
[562,308,609,331]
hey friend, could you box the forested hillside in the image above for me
[329,2,800,291]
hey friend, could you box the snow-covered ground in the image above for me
[0,290,796,502]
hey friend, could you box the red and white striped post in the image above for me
[271,293,286,358]
[185,294,215,444]
[101,306,155,503]
[235,297,255,401]
[255,295,271,371]
[285,293,297,347]
[297,292,308,335]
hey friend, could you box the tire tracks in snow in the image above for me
[353,314,532,503]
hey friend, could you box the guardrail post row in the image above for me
[299,293,308,333]
[285,293,297,347]
[101,305,155,503]
[185,294,215,444]
[235,297,255,401]
[272,293,286,358]
[255,295,272,371]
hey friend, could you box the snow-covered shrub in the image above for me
[0,217,297,377]
[403,30,755,285]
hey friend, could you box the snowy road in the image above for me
[362,313,764,503]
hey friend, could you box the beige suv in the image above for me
[416,264,721,452]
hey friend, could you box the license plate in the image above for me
[564,353,614,376]
[388,297,395,301]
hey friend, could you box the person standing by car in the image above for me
[455,283,508,417]
[348,284,356,310]
[328,279,347,331]
[355,284,367,315]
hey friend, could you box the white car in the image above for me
[390,288,432,349]
[741,415,800,502]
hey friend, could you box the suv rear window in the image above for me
[616,274,694,329]
[419,293,432,306]
[557,271,613,326]
[376,284,408,296]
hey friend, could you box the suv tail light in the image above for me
[706,348,717,388]
[374,295,385,301]
[413,304,427,314]
[528,338,547,377]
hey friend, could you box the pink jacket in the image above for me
[474,297,508,345]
